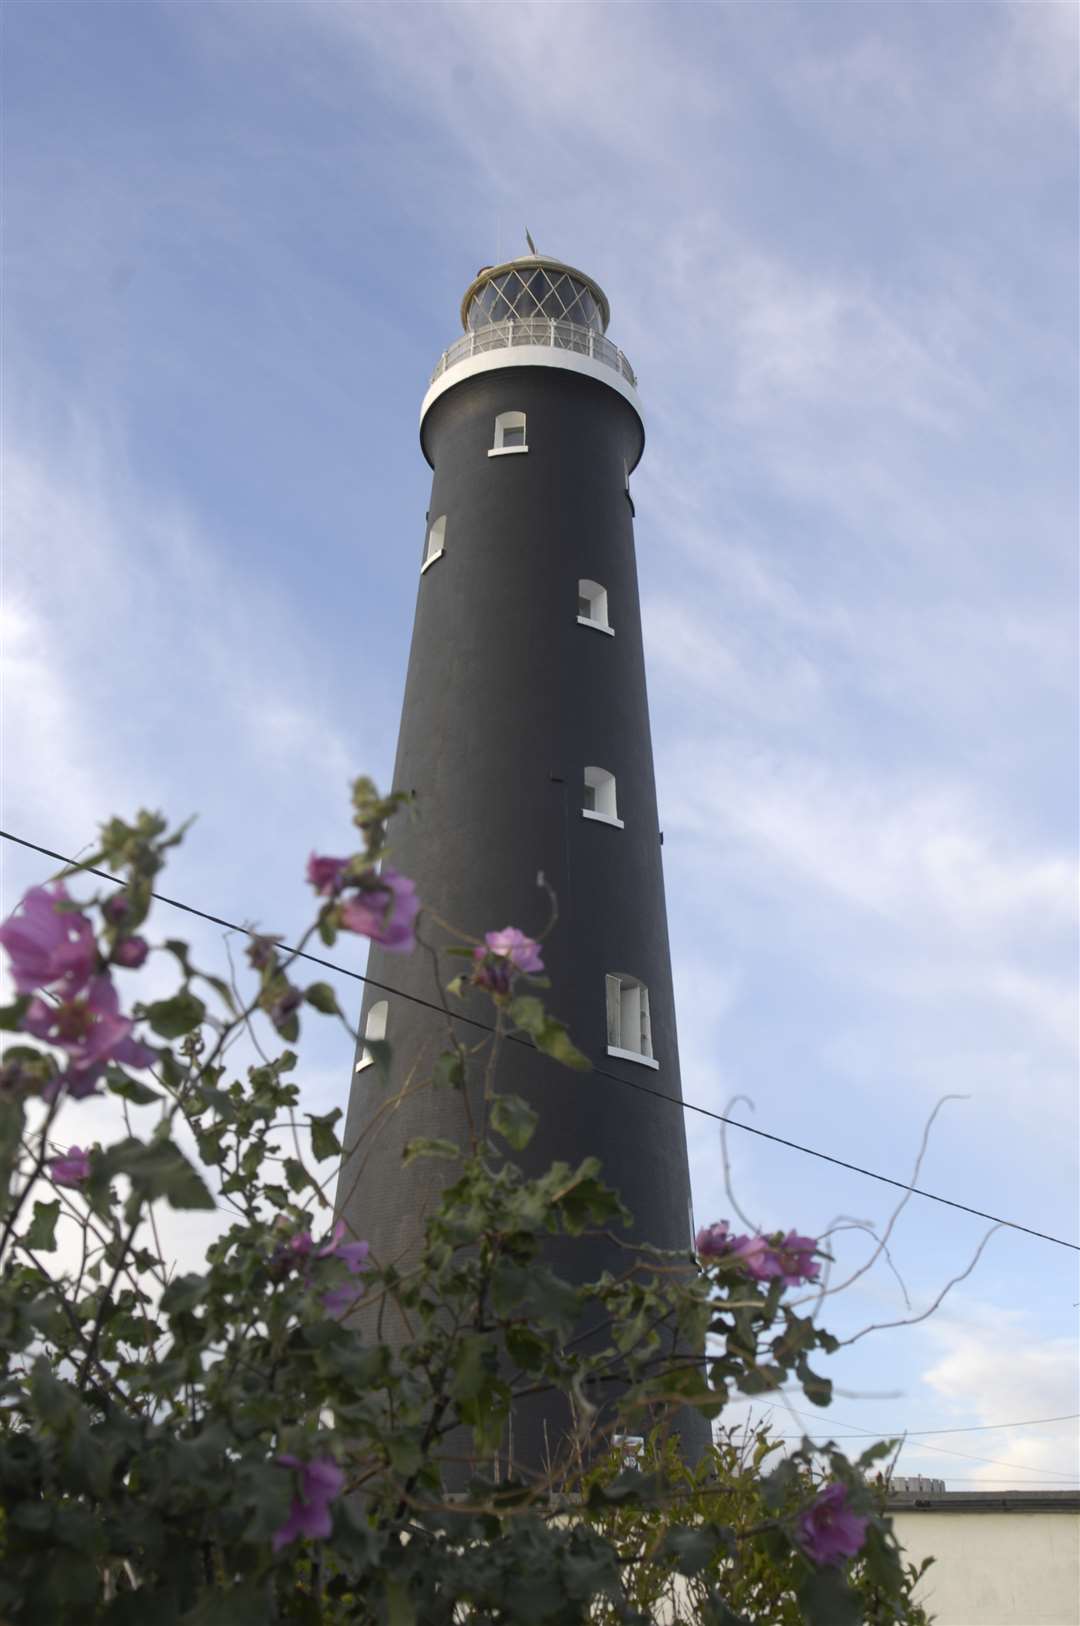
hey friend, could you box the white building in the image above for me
[888,1489,1080,1626]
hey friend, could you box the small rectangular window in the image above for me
[577,579,613,634]
[355,1000,389,1071]
[422,515,446,573]
[583,767,621,826]
[605,974,657,1067]
[490,411,528,456]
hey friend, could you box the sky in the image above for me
[3,1,1077,1493]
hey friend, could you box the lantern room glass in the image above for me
[466,267,604,333]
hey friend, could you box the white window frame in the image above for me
[488,410,528,457]
[605,973,658,1068]
[577,578,613,636]
[422,515,446,573]
[354,999,388,1071]
[582,766,623,829]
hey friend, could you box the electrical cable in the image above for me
[2,827,1078,1256]
[733,1400,1080,1481]
[762,1410,1079,1439]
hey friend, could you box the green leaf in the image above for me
[309,1107,342,1161]
[106,1137,215,1210]
[385,1582,415,1626]
[284,1157,312,1194]
[161,1274,209,1316]
[0,997,30,1030]
[797,1356,833,1407]
[700,1598,752,1626]
[24,1199,60,1252]
[29,1355,79,1430]
[106,1067,162,1105]
[490,1091,538,1150]
[511,997,590,1070]
[432,1049,465,1089]
[305,981,341,1016]
[402,1137,460,1166]
[509,994,546,1035]
[180,1589,267,1626]
[660,1523,734,1576]
[534,1017,590,1070]
[796,1569,863,1626]
[146,990,206,1038]
[0,1091,26,1203]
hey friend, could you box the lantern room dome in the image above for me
[461,256,610,335]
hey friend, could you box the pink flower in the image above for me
[695,1221,820,1286]
[752,1230,820,1287]
[274,1220,370,1315]
[316,1219,371,1314]
[795,1483,869,1566]
[695,1221,733,1257]
[339,868,418,954]
[0,883,96,997]
[279,1229,316,1265]
[112,936,149,970]
[482,928,544,974]
[22,974,157,1099]
[306,855,351,897]
[49,1145,91,1186]
[272,1454,345,1551]
[472,926,544,995]
[729,1230,819,1287]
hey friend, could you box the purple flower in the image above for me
[273,1221,370,1314]
[49,1145,91,1186]
[729,1231,820,1287]
[306,854,351,897]
[247,934,280,972]
[0,883,96,997]
[755,1230,821,1287]
[472,926,544,995]
[103,895,131,926]
[795,1483,869,1566]
[316,1219,371,1314]
[695,1221,733,1257]
[22,973,157,1099]
[268,986,303,1032]
[482,928,544,974]
[278,1229,315,1265]
[112,935,149,970]
[695,1221,820,1287]
[339,868,418,954]
[272,1453,345,1551]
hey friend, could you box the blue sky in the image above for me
[3,2,1077,1490]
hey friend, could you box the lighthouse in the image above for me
[339,252,704,1464]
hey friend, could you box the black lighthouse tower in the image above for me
[339,253,702,1463]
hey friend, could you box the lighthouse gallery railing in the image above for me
[430,318,637,389]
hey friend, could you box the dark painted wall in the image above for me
[338,361,706,1463]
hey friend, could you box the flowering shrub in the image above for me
[0,779,930,1624]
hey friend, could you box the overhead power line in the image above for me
[766,1411,1080,1440]
[2,828,1078,1256]
[744,1401,1080,1481]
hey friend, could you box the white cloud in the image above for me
[915,1301,1080,1486]
[667,741,1076,945]
[1,419,367,913]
